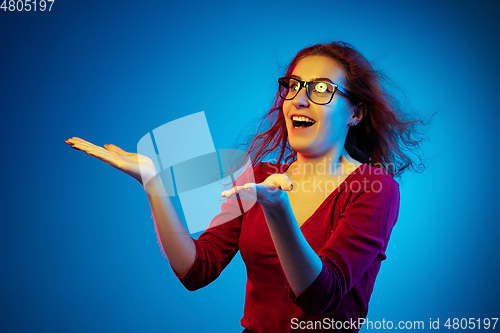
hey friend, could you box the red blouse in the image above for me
[175,162,400,332]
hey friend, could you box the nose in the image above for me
[291,86,310,108]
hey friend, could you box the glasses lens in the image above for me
[307,81,335,104]
[279,78,301,100]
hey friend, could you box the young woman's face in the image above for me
[283,55,356,158]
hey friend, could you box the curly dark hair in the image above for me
[245,41,428,177]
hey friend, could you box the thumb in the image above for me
[279,174,293,191]
[266,174,293,191]
[104,144,127,154]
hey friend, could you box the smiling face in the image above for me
[283,55,356,158]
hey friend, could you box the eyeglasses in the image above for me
[278,77,349,105]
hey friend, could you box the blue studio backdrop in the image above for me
[1,0,499,332]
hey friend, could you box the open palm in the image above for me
[221,173,293,207]
[64,137,157,186]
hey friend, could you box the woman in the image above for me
[65,42,424,332]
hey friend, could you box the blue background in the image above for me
[1,0,499,331]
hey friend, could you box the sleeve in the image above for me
[174,200,243,291]
[174,162,267,291]
[286,173,400,316]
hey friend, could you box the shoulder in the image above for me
[353,164,399,184]
[347,164,400,199]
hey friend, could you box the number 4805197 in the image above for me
[1,0,55,11]
[444,318,498,330]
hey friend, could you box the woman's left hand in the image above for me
[221,174,293,208]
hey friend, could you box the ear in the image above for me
[351,103,366,122]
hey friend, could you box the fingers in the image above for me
[64,137,98,152]
[221,184,256,199]
[280,176,293,191]
[64,137,118,164]
[65,137,112,154]
[221,185,245,198]
[65,138,131,160]
[221,174,293,200]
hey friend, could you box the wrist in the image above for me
[260,191,291,215]
[143,173,169,197]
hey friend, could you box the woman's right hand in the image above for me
[65,137,196,273]
[64,137,158,186]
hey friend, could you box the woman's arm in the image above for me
[65,137,196,276]
[260,194,323,295]
[144,177,196,276]
[222,174,322,296]
[225,171,400,316]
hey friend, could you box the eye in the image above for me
[315,82,328,93]
[290,81,300,91]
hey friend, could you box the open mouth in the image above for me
[291,115,316,129]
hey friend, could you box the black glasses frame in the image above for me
[278,77,349,105]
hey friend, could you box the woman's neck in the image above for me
[289,147,361,181]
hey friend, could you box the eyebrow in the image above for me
[290,74,335,84]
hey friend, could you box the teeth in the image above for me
[292,116,315,123]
